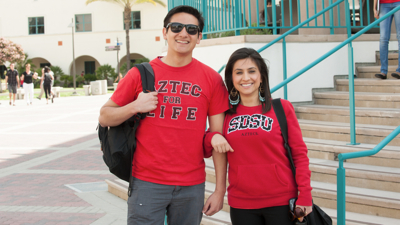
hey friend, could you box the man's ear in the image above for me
[162,27,168,40]
[197,32,202,44]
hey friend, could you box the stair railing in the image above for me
[337,126,400,225]
[217,3,400,225]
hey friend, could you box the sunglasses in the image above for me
[289,207,306,222]
[166,22,200,35]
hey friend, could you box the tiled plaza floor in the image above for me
[0,95,126,225]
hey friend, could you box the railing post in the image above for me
[202,0,208,40]
[272,0,277,34]
[345,0,358,145]
[337,159,346,225]
[283,37,288,100]
[234,0,240,36]
[329,0,334,34]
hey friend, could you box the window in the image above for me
[40,63,51,68]
[85,61,95,75]
[0,65,6,79]
[123,11,141,30]
[75,14,92,32]
[28,17,44,35]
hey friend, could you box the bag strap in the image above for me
[127,62,155,197]
[272,98,296,178]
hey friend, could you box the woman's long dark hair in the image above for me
[225,48,272,115]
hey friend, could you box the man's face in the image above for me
[10,64,14,70]
[163,12,202,57]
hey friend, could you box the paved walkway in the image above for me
[0,95,127,224]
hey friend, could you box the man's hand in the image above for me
[133,91,158,113]
[202,190,225,216]
[211,134,234,153]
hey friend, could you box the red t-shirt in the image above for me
[380,0,400,4]
[111,58,229,186]
[204,100,312,209]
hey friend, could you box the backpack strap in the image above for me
[136,62,155,93]
[272,98,296,177]
[126,62,155,197]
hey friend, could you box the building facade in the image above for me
[0,0,168,76]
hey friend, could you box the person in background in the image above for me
[114,73,123,83]
[374,0,400,79]
[41,66,54,104]
[204,48,313,225]
[20,63,38,106]
[5,63,19,106]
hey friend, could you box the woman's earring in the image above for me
[229,88,240,105]
[259,83,265,102]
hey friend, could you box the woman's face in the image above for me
[232,58,262,101]
[25,64,30,70]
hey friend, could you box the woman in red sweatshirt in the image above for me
[203,48,312,224]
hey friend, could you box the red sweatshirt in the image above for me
[204,100,312,209]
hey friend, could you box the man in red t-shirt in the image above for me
[99,5,229,225]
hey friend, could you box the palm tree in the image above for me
[86,0,166,72]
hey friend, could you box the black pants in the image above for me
[230,205,294,225]
[44,84,51,99]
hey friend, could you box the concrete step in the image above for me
[309,158,400,192]
[356,65,400,79]
[304,138,400,168]
[375,51,398,66]
[298,119,400,146]
[294,104,400,126]
[313,91,400,108]
[336,78,400,93]
[312,181,400,220]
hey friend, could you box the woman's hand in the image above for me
[202,190,225,216]
[211,134,234,153]
[295,205,313,222]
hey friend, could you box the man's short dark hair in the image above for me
[163,5,205,32]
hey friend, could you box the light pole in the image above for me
[68,18,77,95]
[116,37,120,77]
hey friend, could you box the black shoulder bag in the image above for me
[98,62,155,196]
[272,98,332,225]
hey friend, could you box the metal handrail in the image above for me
[217,0,344,73]
[271,5,400,92]
[337,126,400,225]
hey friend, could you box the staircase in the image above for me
[106,50,400,225]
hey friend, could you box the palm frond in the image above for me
[85,0,126,7]
[134,0,166,7]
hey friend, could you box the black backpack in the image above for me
[98,62,155,196]
[44,73,52,85]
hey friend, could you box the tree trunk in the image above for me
[124,6,131,73]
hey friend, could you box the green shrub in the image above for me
[207,24,272,39]
[84,73,97,83]
[95,64,116,81]
[119,57,150,74]
[54,80,60,86]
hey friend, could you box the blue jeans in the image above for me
[379,2,400,74]
[127,177,205,225]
